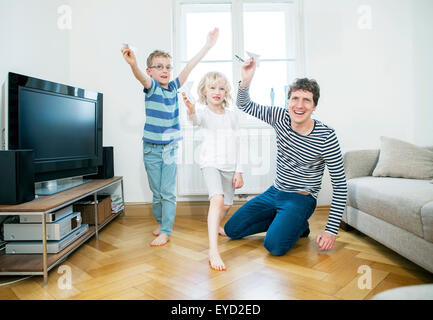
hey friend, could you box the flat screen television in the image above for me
[7,72,103,194]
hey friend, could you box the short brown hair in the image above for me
[288,78,320,106]
[146,50,172,68]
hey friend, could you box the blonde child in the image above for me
[182,72,244,271]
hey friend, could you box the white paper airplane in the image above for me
[121,43,138,53]
[246,50,261,67]
[178,81,196,104]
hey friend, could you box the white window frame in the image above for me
[173,0,305,128]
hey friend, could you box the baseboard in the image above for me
[124,202,331,217]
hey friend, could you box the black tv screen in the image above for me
[19,88,97,160]
[8,72,103,183]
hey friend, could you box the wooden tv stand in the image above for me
[0,177,125,286]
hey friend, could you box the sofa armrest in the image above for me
[343,149,380,180]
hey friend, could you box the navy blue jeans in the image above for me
[224,186,317,256]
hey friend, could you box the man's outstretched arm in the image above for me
[236,58,285,126]
[316,131,348,251]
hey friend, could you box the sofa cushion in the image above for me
[372,136,433,179]
[421,202,433,243]
[347,177,433,239]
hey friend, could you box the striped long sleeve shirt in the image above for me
[237,85,347,235]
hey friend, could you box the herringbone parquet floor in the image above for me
[1,208,432,300]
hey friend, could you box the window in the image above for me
[174,0,304,127]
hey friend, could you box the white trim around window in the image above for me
[173,0,305,128]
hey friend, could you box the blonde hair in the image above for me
[197,72,232,108]
[146,50,172,68]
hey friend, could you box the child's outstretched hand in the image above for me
[206,27,219,49]
[232,173,244,189]
[121,48,137,67]
[182,92,196,115]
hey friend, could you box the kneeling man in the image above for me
[224,58,347,254]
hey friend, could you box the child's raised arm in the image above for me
[178,28,219,87]
[182,92,201,126]
[121,48,152,89]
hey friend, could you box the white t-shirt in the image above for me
[188,106,242,172]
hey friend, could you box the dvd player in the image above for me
[3,212,82,241]
[19,205,74,223]
[6,224,89,254]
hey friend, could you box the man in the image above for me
[224,57,347,255]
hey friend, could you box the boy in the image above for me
[121,28,219,246]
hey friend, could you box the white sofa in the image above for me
[342,148,433,273]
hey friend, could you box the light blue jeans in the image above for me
[142,141,178,235]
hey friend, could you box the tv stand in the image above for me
[0,176,124,286]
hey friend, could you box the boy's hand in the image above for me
[182,92,196,115]
[240,58,257,88]
[232,173,244,189]
[121,48,137,67]
[206,28,219,49]
[121,47,151,88]
[179,27,219,87]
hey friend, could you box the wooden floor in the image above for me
[1,207,432,300]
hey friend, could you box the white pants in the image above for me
[201,167,235,205]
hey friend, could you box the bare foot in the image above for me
[150,233,169,247]
[152,225,161,236]
[218,226,227,237]
[209,250,226,271]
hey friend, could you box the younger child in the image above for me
[182,72,244,271]
[121,28,219,247]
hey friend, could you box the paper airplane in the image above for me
[246,51,261,67]
[178,81,196,104]
[121,43,138,53]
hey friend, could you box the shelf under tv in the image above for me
[0,177,125,285]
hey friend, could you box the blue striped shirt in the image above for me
[142,78,182,144]
[237,85,348,235]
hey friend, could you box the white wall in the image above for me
[0,0,71,148]
[412,0,433,146]
[0,0,8,147]
[0,0,71,90]
[305,0,416,150]
[68,0,173,202]
[1,0,432,205]
[304,0,433,205]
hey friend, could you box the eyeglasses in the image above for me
[150,65,173,71]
